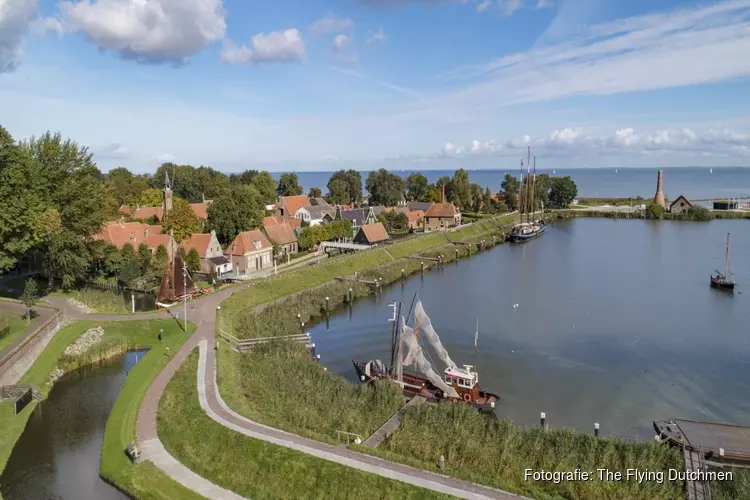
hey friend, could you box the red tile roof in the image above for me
[425,203,459,218]
[225,230,272,256]
[263,215,301,230]
[92,221,165,250]
[119,205,133,216]
[280,195,311,217]
[180,233,212,257]
[359,222,389,244]
[143,234,173,252]
[406,210,425,222]
[263,223,297,245]
[132,206,164,221]
[189,203,210,220]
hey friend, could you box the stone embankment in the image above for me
[67,298,97,314]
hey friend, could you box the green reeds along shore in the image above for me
[57,336,128,373]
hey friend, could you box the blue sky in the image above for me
[1,0,750,172]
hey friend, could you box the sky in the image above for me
[1,0,750,172]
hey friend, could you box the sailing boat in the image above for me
[510,146,546,243]
[156,252,198,308]
[710,168,713,174]
[710,232,735,291]
[353,297,499,412]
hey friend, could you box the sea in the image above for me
[270,167,750,200]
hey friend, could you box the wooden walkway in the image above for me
[684,448,711,500]
[336,276,378,286]
[363,396,425,448]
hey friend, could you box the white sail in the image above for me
[399,316,459,398]
[414,301,457,369]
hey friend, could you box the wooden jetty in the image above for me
[336,276,378,287]
[684,448,712,500]
[363,396,426,448]
[655,419,750,468]
[405,255,441,262]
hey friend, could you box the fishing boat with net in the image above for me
[353,295,499,412]
[155,252,204,309]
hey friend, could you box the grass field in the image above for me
[51,288,135,314]
[160,349,455,500]
[0,310,37,353]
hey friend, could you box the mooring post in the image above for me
[439,455,445,472]
[301,322,305,334]
[421,261,425,275]
[541,412,546,430]
[131,294,135,314]
[325,296,329,314]
[594,423,600,438]
[719,447,725,465]
[348,287,353,303]
[455,248,459,261]
[401,269,405,282]
[297,313,302,326]
[158,328,163,342]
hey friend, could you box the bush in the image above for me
[687,205,712,221]
[646,204,665,219]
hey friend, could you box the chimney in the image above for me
[654,170,665,207]
[144,228,149,239]
[441,184,446,204]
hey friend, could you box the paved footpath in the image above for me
[0,301,56,367]
[131,275,528,500]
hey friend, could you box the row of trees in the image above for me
[499,173,578,211]
[297,220,353,250]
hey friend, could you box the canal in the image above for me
[1,351,145,500]
[310,218,750,440]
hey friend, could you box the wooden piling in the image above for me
[594,423,599,438]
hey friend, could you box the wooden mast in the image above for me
[726,232,731,279]
[474,318,478,383]
[518,157,524,225]
[389,302,400,369]
[531,154,537,223]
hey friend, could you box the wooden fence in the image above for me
[218,329,314,353]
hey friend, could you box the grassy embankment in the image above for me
[0,308,38,353]
[713,469,750,499]
[0,318,195,500]
[160,349,455,500]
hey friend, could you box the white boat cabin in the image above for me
[444,365,478,389]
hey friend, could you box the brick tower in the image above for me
[653,170,665,207]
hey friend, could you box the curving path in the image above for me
[130,275,528,500]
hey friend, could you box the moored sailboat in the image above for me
[710,232,735,291]
[156,252,201,309]
[353,297,499,412]
[510,146,545,243]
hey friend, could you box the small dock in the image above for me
[336,276,378,287]
[655,419,750,467]
[363,396,425,448]
[405,255,441,262]
[684,448,711,500]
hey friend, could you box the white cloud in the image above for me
[499,0,522,16]
[333,34,351,52]
[31,16,67,37]
[221,29,306,64]
[441,127,750,158]
[94,142,130,159]
[536,0,553,8]
[367,26,387,43]
[155,153,175,162]
[59,0,226,64]
[476,1,492,13]
[434,0,750,111]
[0,0,39,73]
[309,15,353,36]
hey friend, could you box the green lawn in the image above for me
[388,233,448,259]
[161,349,455,500]
[99,320,199,500]
[0,310,37,353]
[51,288,137,314]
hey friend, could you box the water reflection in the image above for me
[1,350,147,500]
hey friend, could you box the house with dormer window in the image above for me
[224,230,273,277]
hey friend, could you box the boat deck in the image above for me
[655,419,750,465]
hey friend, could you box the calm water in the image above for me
[310,218,750,440]
[273,167,750,200]
[1,350,146,500]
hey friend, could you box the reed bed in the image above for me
[58,288,134,314]
[57,336,128,373]
[713,469,750,499]
[380,404,683,500]
[231,342,404,442]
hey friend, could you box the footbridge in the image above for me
[316,241,370,255]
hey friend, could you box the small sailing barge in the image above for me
[353,296,499,413]
[510,146,545,243]
[155,252,204,309]
[710,232,735,291]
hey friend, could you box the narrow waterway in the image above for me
[309,218,750,440]
[1,350,146,500]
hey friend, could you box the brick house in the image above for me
[275,195,310,218]
[263,222,298,256]
[669,195,693,215]
[180,230,231,276]
[92,220,176,258]
[353,222,390,246]
[225,230,273,276]
[424,203,461,231]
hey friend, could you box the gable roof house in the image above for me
[263,215,302,232]
[669,195,693,215]
[275,195,311,218]
[423,185,461,232]
[92,220,177,258]
[295,205,334,226]
[225,230,273,277]
[263,222,299,256]
[180,230,231,276]
[120,173,211,222]
[353,222,390,246]
[406,210,425,231]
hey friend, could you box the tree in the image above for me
[378,211,409,233]
[106,167,149,208]
[325,219,353,240]
[206,184,264,245]
[43,231,90,289]
[20,279,39,323]
[548,176,578,208]
[365,169,405,207]
[646,203,665,219]
[534,173,551,210]
[195,166,230,199]
[470,183,483,213]
[121,243,136,264]
[250,171,277,206]
[118,261,141,286]
[186,248,202,273]
[687,205,712,221]
[102,243,123,276]
[161,197,203,242]
[449,169,472,211]
[230,170,259,185]
[484,187,494,214]
[405,173,428,201]
[151,163,202,202]
[500,174,520,211]
[424,184,442,203]
[154,244,169,275]
[308,187,322,198]
[277,173,303,197]
[327,170,362,205]
[298,225,329,250]
[137,188,164,207]
[137,243,152,274]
